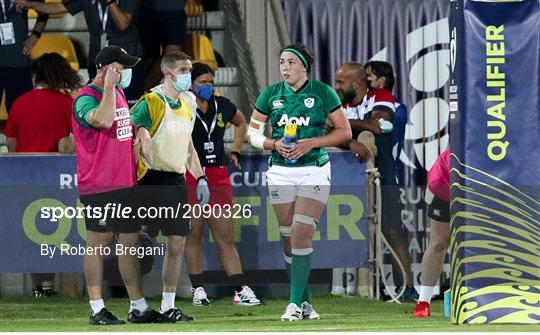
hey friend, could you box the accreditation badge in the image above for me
[0,22,15,45]
[204,141,215,153]
[205,154,216,164]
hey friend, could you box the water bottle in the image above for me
[444,289,451,318]
[283,123,298,164]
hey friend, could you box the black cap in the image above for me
[95,45,140,69]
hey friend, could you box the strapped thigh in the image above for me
[292,213,319,229]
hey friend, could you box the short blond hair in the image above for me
[161,51,192,72]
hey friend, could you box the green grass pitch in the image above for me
[1,295,538,332]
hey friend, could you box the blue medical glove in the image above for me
[378,118,394,133]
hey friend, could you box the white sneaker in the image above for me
[233,286,261,306]
[281,303,303,321]
[301,301,320,320]
[192,287,211,307]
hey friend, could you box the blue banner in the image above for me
[449,0,540,324]
[0,152,369,273]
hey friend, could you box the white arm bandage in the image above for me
[247,118,267,149]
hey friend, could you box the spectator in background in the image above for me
[333,62,388,162]
[5,52,80,153]
[14,0,144,105]
[137,0,187,91]
[4,52,81,297]
[338,61,408,186]
[364,60,418,301]
[332,62,384,295]
[183,62,261,307]
[0,0,48,113]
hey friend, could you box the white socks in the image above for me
[130,297,149,313]
[161,292,176,312]
[419,285,435,303]
[92,297,150,315]
[89,299,105,316]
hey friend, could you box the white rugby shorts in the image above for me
[266,163,331,205]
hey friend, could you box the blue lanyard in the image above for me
[92,0,108,33]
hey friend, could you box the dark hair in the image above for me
[365,61,395,90]
[32,53,82,93]
[191,62,215,81]
[280,43,314,74]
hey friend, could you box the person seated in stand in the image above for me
[5,52,81,298]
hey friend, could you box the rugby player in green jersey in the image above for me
[247,44,352,321]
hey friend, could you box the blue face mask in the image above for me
[194,84,213,100]
[117,68,132,89]
[172,73,192,92]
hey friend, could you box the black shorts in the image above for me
[425,188,450,222]
[79,187,141,234]
[137,170,191,237]
[380,184,403,232]
[137,9,187,58]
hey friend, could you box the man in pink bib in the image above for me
[73,45,171,325]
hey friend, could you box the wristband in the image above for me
[273,140,277,150]
[196,175,208,183]
[230,151,241,158]
[31,30,42,38]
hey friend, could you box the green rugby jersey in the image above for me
[255,79,341,167]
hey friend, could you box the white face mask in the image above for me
[118,68,132,89]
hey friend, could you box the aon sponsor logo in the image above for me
[277,114,310,126]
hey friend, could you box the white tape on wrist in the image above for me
[248,118,267,149]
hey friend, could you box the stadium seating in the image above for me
[27,0,64,19]
[0,35,79,120]
[0,94,6,121]
[184,33,218,71]
[185,0,205,17]
[30,34,79,71]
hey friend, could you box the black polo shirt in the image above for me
[63,0,142,67]
[191,95,237,167]
[0,0,47,68]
